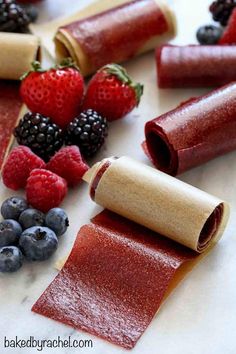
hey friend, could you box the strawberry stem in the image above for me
[55,57,81,72]
[31,61,44,72]
[20,60,45,80]
[102,63,144,105]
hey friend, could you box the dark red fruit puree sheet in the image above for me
[157,45,236,88]
[144,81,236,176]
[0,81,22,171]
[32,210,197,349]
[62,0,168,72]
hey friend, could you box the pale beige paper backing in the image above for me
[86,157,229,252]
[0,33,40,80]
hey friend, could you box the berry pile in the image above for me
[196,0,236,44]
[1,61,143,235]
[0,196,69,273]
[2,145,88,212]
[18,61,143,158]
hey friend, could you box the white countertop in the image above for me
[0,0,236,353]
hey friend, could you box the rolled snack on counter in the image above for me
[0,81,25,171]
[144,82,236,175]
[0,33,40,80]
[33,157,229,348]
[84,156,229,253]
[54,0,176,76]
[157,45,236,88]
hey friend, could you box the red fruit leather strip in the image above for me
[62,0,168,72]
[32,210,196,349]
[0,81,22,171]
[157,45,236,88]
[144,81,236,175]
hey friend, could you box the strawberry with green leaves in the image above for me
[20,59,84,129]
[82,63,143,121]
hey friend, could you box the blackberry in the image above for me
[210,0,236,26]
[0,0,30,33]
[14,112,64,161]
[196,25,223,44]
[65,109,108,157]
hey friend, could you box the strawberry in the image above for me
[20,59,84,129]
[219,8,236,44]
[82,63,143,121]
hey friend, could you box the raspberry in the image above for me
[219,8,236,44]
[26,169,67,212]
[2,146,45,190]
[46,146,89,187]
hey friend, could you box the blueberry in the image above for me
[196,25,223,45]
[45,208,69,236]
[19,226,58,261]
[0,246,23,273]
[19,208,45,229]
[1,197,28,220]
[0,219,22,247]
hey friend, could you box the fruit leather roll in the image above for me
[54,0,176,76]
[33,157,229,349]
[157,44,236,88]
[0,32,40,80]
[144,82,236,175]
[85,156,229,252]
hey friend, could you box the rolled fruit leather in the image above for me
[54,0,176,76]
[144,81,236,176]
[0,32,40,80]
[83,156,229,253]
[33,157,229,348]
[156,45,236,88]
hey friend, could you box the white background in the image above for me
[0,0,236,353]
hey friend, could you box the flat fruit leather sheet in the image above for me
[32,210,198,349]
[0,81,24,171]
